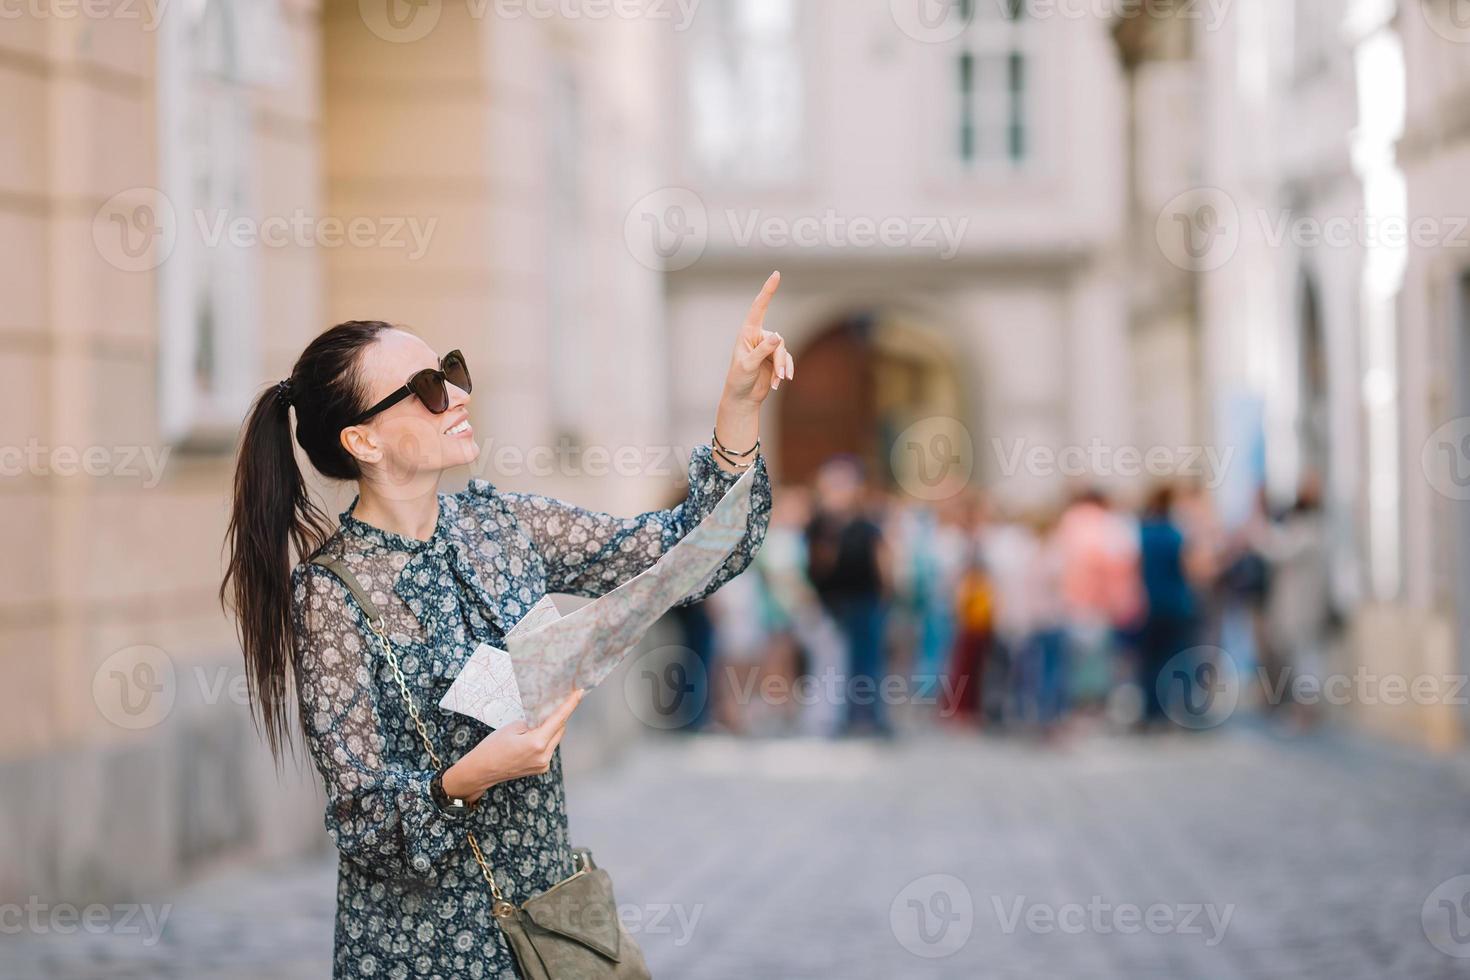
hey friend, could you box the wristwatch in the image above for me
[429,767,477,816]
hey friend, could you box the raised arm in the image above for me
[478,271,789,601]
[489,444,772,601]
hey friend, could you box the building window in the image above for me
[950,0,1031,172]
[157,0,283,449]
[688,0,804,183]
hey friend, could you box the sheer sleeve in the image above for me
[487,443,772,601]
[290,563,472,884]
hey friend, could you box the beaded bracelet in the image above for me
[713,446,759,471]
[712,427,759,458]
[711,427,760,471]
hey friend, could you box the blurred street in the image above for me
[7,1,1470,976]
[7,726,1470,980]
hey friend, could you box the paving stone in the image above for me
[4,728,1470,979]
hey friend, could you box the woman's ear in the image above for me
[340,424,382,465]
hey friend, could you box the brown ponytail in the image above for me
[219,321,393,760]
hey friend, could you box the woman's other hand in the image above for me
[443,689,585,802]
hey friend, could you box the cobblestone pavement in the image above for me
[6,727,1470,979]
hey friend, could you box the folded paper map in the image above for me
[437,595,560,730]
[440,465,756,728]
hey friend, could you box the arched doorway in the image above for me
[777,309,969,488]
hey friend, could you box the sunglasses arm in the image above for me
[347,386,415,427]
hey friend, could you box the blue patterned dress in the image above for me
[289,445,771,979]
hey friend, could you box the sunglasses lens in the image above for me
[411,371,450,414]
[443,351,472,394]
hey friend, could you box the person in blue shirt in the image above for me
[1137,484,1201,727]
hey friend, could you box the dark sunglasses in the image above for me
[347,349,473,426]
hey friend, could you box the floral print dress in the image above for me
[290,445,771,979]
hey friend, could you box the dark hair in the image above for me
[219,320,393,761]
[1144,483,1176,519]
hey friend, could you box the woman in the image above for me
[220,273,790,978]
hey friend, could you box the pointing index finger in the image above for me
[742,271,781,343]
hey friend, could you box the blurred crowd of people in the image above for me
[668,457,1338,741]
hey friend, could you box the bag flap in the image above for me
[520,868,622,962]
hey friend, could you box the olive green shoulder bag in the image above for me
[309,554,652,980]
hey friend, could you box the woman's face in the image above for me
[342,329,480,487]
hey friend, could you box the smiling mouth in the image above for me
[444,419,472,436]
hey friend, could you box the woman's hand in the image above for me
[712,272,792,473]
[722,271,793,406]
[442,689,585,803]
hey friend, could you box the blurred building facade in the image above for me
[659,0,1141,505]
[1114,0,1470,749]
[3,0,321,909]
[1399,0,1470,749]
